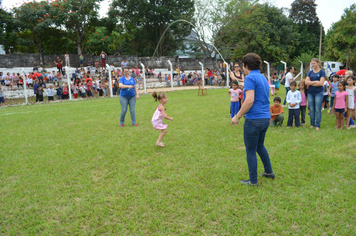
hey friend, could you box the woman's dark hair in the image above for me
[152,92,166,102]
[231,80,239,86]
[242,53,262,70]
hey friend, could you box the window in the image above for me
[331,64,335,68]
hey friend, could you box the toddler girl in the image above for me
[229,80,242,125]
[151,92,173,147]
[332,81,348,130]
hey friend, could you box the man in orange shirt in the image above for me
[270,96,284,127]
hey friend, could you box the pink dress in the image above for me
[152,105,168,130]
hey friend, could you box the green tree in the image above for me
[109,0,195,57]
[289,0,324,58]
[324,4,356,70]
[218,2,297,64]
[0,9,18,54]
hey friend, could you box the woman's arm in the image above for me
[232,90,254,123]
[119,83,133,89]
[134,85,139,99]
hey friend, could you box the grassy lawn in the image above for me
[0,88,355,235]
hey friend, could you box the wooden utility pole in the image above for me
[319,24,322,60]
[346,48,350,70]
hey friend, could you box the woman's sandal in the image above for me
[156,142,165,147]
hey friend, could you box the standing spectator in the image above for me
[0,72,4,85]
[54,57,63,73]
[119,68,139,127]
[207,68,213,86]
[283,66,295,107]
[87,59,93,70]
[34,79,39,102]
[229,63,244,86]
[47,85,54,101]
[286,81,302,128]
[121,59,128,69]
[231,53,274,186]
[56,84,62,100]
[305,58,325,130]
[33,62,39,72]
[0,85,4,106]
[100,51,107,70]
[64,53,70,67]
[38,85,44,102]
[79,54,84,68]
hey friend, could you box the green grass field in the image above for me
[1,88,355,235]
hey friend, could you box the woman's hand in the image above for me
[231,115,239,124]
[128,85,133,89]
[136,94,139,99]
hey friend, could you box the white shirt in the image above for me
[286,90,302,109]
[47,88,54,96]
[323,81,329,96]
[285,72,294,88]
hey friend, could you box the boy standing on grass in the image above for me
[0,85,5,106]
[56,85,62,101]
[286,81,302,128]
[38,85,44,102]
[270,96,284,127]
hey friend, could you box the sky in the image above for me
[0,0,354,32]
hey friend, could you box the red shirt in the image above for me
[207,71,213,77]
[336,69,347,76]
[85,78,92,85]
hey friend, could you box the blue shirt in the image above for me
[243,70,270,119]
[119,76,136,97]
[307,70,325,94]
[33,83,39,95]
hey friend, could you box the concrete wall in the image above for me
[0,54,224,70]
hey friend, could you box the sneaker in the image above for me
[261,172,275,179]
[240,180,258,187]
[134,124,138,127]
[120,124,124,127]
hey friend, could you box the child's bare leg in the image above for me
[156,129,167,144]
[346,110,351,128]
[340,114,344,130]
[335,113,339,129]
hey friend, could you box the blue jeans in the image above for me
[243,118,273,184]
[209,76,213,86]
[283,87,290,105]
[308,92,323,128]
[230,101,239,118]
[119,95,136,125]
[330,96,335,109]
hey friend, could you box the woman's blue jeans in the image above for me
[243,118,273,184]
[308,92,323,128]
[209,76,213,86]
[119,95,136,125]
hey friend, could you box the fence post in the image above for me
[106,64,113,97]
[263,61,270,79]
[167,60,173,92]
[224,62,229,87]
[140,63,147,94]
[22,71,28,104]
[280,61,287,73]
[65,66,72,100]
[199,62,205,88]
[298,60,303,80]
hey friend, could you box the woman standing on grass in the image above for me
[231,53,275,187]
[229,62,245,86]
[305,58,325,130]
[119,68,139,127]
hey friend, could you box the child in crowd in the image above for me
[298,80,308,127]
[270,96,284,127]
[62,83,69,99]
[345,76,356,129]
[274,72,280,95]
[38,85,44,102]
[86,80,92,98]
[47,85,54,101]
[0,85,4,106]
[228,80,242,125]
[329,74,339,114]
[72,84,78,99]
[80,83,86,98]
[165,74,169,86]
[56,85,62,100]
[322,79,330,111]
[286,81,302,128]
[151,92,173,147]
[332,81,348,130]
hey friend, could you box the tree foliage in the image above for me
[289,0,319,24]
[324,4,356,70]
[109,0,195,57]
